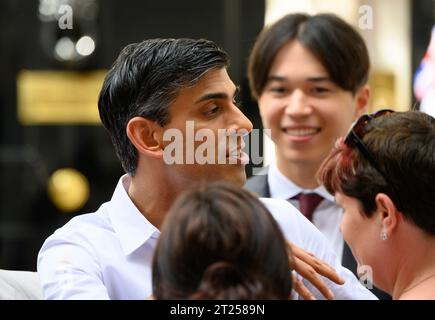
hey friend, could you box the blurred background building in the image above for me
[0,0,434,270]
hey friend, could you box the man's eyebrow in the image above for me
[306,76,331,82]
[266,75,287,83]
[266,75,332,83]
[194,86,240,104]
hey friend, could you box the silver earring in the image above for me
[380,231,388,241]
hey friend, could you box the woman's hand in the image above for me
[287,241,345,300]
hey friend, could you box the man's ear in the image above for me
[126,116,163,159]
[375,193,399,237]
[354,84,371,117]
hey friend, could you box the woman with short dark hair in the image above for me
[152,182,293,299]
[318,110,435,299]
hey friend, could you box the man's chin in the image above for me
[232,175,246,187]
[229,170,247,187]
[180,165,247,186]
[215,168,247,187]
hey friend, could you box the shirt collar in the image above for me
[107,174,160,255]
[268,162,335,202]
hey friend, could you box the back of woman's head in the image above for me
[152,182,293,299]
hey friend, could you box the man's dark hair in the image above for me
[98,38,229,175]
[152,182,293,300]
[248,13,369,99]
[318,111,435,235]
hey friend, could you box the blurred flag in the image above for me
[414,26,435,117]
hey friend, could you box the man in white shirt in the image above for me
[38,38,376,300]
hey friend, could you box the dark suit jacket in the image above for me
[245,171,391,300]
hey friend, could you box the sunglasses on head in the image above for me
[344,109,403,210]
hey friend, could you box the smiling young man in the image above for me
[37,38,375,300]
[245,14,388,299]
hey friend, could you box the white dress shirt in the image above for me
[37,174,376,300]
[268,162,344,261]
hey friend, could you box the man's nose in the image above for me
[229,104,253,134]
[284,89,312,117]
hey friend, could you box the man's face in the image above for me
[258,40,367,169]
[158,68,253,186]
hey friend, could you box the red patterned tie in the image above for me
[292,193,324,221]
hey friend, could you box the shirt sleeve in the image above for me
[37,233,110,300]
[260,198,377,300]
